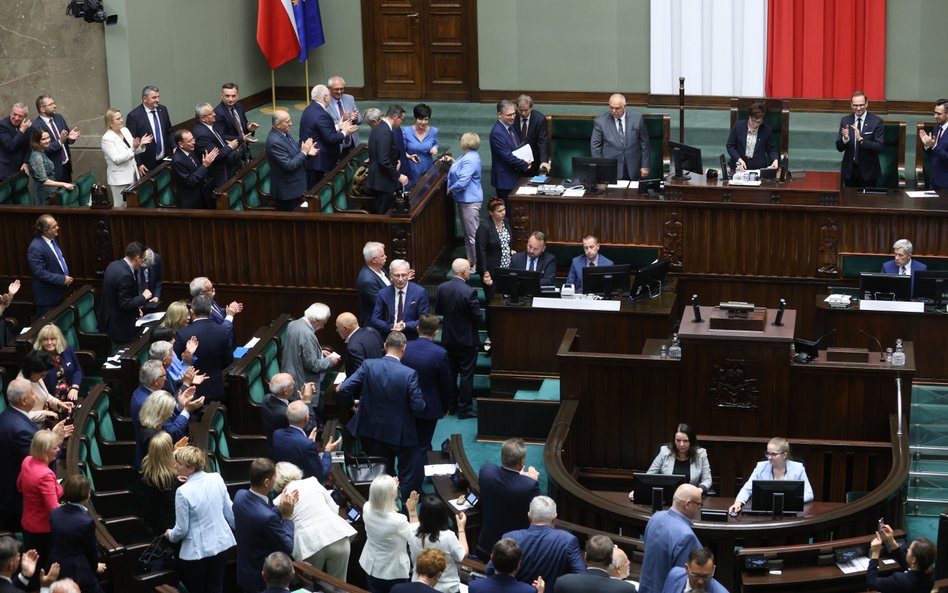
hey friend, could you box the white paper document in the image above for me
[836,555,870,574]
[607,181,631,189]
[244,337,260,348]
[906,191,939,198]
[515,186,538,195]
[424,463,457,477]
[512,144,535,162]
[136,312,165,327]
[562,188,586,197]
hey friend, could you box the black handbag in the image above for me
[346,452,387,485]
[136,535,176,574]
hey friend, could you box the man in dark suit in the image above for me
[835,91,885,188]
[371,259,430,340]
[170,129,218,209]
[98,241,155,345]
[881,238,928,296]
[173,295,234,402]
[487,496,585,591]
[490,99,532,211]
[261,373,317,445]
[661,548,727,593]
[265,109,318,211]
[138,248,162,310]
[0,534,46,593]
[337,331,426,499]
[32,95,79,182]
[124,85,173,175]
[193,102,238,189]
[300,85,358,188]
[477,438,542,557]
[261,551,295,593]
[271,400,340,483]
[367,105,406,214]
[26,214,73,314]
[556,535,634,593]
[0,102,32,180]
[214,82,260,178]
[470,539,541,593]
[188,276,242,342]
[233,459,297,593]
[514,95,550,176]
[510,231,556,286]
[591,93,651,181]
[436,260,481,418]
[327,75,362,153]
[401,314,452,494]
[335,312,384,377]
[357,241,390,327]
[566,235,614,294]
[919,98,948,190]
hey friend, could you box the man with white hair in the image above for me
[282,303,341,411]
[271,400,341,483]
[262,372,316,444]
[193,101,239,188]
[189,276,243,341]
[370,259,429,340]
[357,241,390,327]
[436,258,481,418]
[49,578,81,593]
[327,75,362,153]
[881,238,927,280]
[300,84,358,188]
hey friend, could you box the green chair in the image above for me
[242,169,261,207]
[0,172,31,205]
[838,253,890,279]
[154,167,175,207]
[877,120,907,189]
[134,176,155,208]
[244,357,268,406]
[226,182,244,211]
[548,115,596,179]
[642,113,670,177]
[261,338,281,381]
[55,172,96,207]
[730,98,791,164]
[916,122,935,189]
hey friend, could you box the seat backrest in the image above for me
[155,168,174,207]
[136,177,156,208]
[916,122,934,189]
[243,170,260,208]
[93,391,119,442]
[262,339,281,381]
[245,358,267,405]
[10,172,31,204]
[878,120,906,189]
[548,115,596,179]
[52,308,80,350]
[258,160,271,195]
[72,172,96,207]
[642,114,670,176]
[74,289,99,334]
[227,183,244,211]
[210,407,231,458]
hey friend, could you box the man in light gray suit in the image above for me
[591,93,651,181]
[327,75,361,153]
[282,302,341,412]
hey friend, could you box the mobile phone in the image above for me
[877,517,885,532]
[346,507,361,523]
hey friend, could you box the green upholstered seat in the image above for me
[878,120,906,189]
[154,168,175,207]
[839,253,890,278]
[227,183,243,211]
[916,123,934,190]
[57,172,95,207]
[731,99,790,162]
[136,176,155,208]
[242,169,260,207]
[549,115,595,179]
[9,172,30,204]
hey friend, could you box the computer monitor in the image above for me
[492,267,542,306]
[629,257,672,301]
[669,142,703,180]
[913,270,948,306]
[751,479,805,512]
[572,157,618,193]
[859,272,912,301]
[632,473,686,510]
[582,264,631,298]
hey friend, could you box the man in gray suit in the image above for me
[282,303,341,412]
[327,75,361,154]
[591,93,651,181]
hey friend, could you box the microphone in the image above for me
[772,298,786,327]
[814,328,837,347]
[859,329,886,362]
[691,294,703,323]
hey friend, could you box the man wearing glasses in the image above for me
[661,548,729,593]
[638,484,703,593]
[836,91,885,188]
[919,99,948,190]
[327,76,362,154]
[98,241,156,345]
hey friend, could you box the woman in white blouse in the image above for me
[100,107,152,207]
[408,494,468,593]
[360,475,419,593]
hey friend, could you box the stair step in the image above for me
[536,379,561,401]
[905,499,948,517]
[514,390,541,401]
[475,352,492,373]
[912,385,948,405]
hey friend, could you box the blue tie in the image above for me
[52,240,68,275]
[151,110,163,155]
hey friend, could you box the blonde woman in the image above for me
[136,388,202,468]
[32,323,82,401]
[100,107,152,207]
[139,431,183,535]
[361,475,420,593]
[17,430,63,562]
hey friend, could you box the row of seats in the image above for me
[0,171,97,206]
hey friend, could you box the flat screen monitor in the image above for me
[582,264,631,298]
[632,473,686,508]
[859,272,911,301]
[572,157,618,193]
[629,257,672,301]
[913,270,948,306]
[492,267,542,306]
[751,479,805,512]
[669,142,703,180]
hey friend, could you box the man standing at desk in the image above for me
[882,239,927,279]
[566,235,613,294]
[489,99,531,211]
[591,93,650,181]
[510,231,556,286]
[638,484,702,593]
[835,91,885,188]
[514,95,550,177]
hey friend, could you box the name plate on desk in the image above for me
[708,308,767,331]
[531,297,621,312]
[858,300,925,313]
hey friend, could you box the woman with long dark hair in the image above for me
[409,494,468,593]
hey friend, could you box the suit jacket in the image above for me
[32,114,73,181]
[514,109,549,176]
[136,251,162,305]
[476,463,541,556]
[401,337,452,420]
[591,110,651,180]
[475,219,511,277]
[469,574,539,593]
[49,504,103,593]
[345,326,384,377]
[0,408,35,516]
[282,317,336,399]
[27,236,69,309]
[271,426,331,482]
[358,265,389,327]
[925,124,948,189]
[836,112,885,184]
[647,447,712,492]
[17,455,62,532]
[192,122,235,188]
[166,471,236,560]
[265,127,307,202]
[214,101,252,140]
[370,282,430,339]
[661,567,725,593]
[171,149,212,208]
[98,258,147,344]
[881,258,927,297]
[174,318,233,401]
[436,277,481,347]
[338,355,426,447]
[0,116,30,179]
[510,251,557,286]
[566,254,615,294]
[726,120,778,171]
[327,93,361,148]
[233,490,295,593]
[866,545,933,593]
[557,568,636,593]
[101,127,144,186]
[125,103,173,170]
[639,508,701,593]
[488,524,585,592]
[300,102,347,173]
[261,395,291,441]
[489,120,530,191]
[368,121,400,193]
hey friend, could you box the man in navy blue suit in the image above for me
[358,241,390,327]
[0,102,32,180]
[510,232,557,286]
[262,373,317,445]
[266,109,319,211]
[124,85,173,175]
[300,85,358,189]
[371,259,429,340]
[188,276,242,343]
[487,496,585,591]
[881,239,927,296]
[477,438,542,558]
[920,99,948,190]
[32,95,79,182]
[98,241,156,345]
[436,259,481,418]
[470,539,541,593]
[173,295,233,402]
[261,551,295,593]
[193,102,239,189]
[335,312,384,378]
[338,331,426,499]
[27,214,73,314]
[490,99,532,211]
[367,105,406,214]
[401,314,452,494]
[556,535,634,593]
[835,91,885,188]
[661,548,727,593]
[171,129,218,209]
[566,235,614,294]
[234,459,297,593]
[214,82,260,178]
[271,400,341,483]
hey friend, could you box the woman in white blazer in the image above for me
[100,107,151,207]
[646,422,712,494]
[360,475,419,593]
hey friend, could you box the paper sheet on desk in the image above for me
[136,312,164,327]
[907,191,939,198]
[608,180,631,189]
[424,463,457,477]
[512,144,534,162]
[449,498,474,512]
[244,337,260,348]
[562,188,586,197]
[516,186,538,195]
[836,555,870,574]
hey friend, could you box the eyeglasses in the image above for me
[765,450,785,458]
[689,499,703,508]
[687,566,715,580]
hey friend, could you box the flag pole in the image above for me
[260,68,288,115]
[295,58,311,110]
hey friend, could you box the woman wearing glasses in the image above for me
[728,437,813,514]
[725,101,778,172]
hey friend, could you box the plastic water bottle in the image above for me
[892,339,906,366]
[668,334,682,360]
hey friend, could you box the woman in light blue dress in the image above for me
[403,103,439,189]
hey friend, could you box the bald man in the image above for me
[591,93,650,181]
[436,259,481,419]
[335,312,384,378]
[265,109,318,211]
[638,484,702,593]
